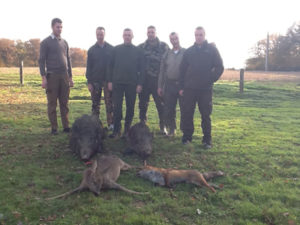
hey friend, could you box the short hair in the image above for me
[51,18,62,27]
[147,25,156,30]
[195,26,205,33]
[169,32,178,36]
[124,28,132,32]
[96,27,105,31]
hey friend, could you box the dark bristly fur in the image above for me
[70,114,106,161]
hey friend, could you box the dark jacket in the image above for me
[179,41,224,90]
[85,42,113,85]
[108,43,145,85]
[39,35,72,77]
[138,38,168,77]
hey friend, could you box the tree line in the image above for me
[0,39,87,67]
[246,22,300,71]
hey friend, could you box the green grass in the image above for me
[0,71,300,225]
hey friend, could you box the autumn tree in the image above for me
[246,22,300,71]
[70,48,87,67]
[0,39,17,67]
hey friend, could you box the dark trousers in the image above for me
[139,76,164,127]
[46,73,70,130]
[91,82,113,125]
[164,80,182,131]
[180,89,213,142]
[112,83,137,133]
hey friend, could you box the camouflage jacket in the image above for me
[139,38,169,77]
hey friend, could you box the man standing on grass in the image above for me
[39,18,73,135]
[86,27,114,130]
[138,26,169,134]
[179,26,224,148]
[108,28,145,138]
[158,32,185,137]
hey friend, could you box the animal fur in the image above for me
[47,155,147,200]
[138,164,225,193]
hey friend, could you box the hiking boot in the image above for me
[182,139,191,145]
[63,127,71,133]
[51,129,58,135]
[203,142,212,149]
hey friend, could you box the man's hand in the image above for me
[88,83,93,92]
[41,76,47,89]
[157,88,163,97]
[108,82,113,91]
[69,77,74,87]
[179,89,184,96]
[136,85,142,93]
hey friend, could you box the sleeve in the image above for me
[158,51,168,89]
[66,41,72,77]
[211,46,224,82]
[38,40,47,76]
[137,48,146,86]
[85,48,92,83]
[107,47,115,82]
[179,51,188,90]
[105,46,113,82]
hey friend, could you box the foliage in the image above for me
[0,39,87,67]
[246,22,300,71]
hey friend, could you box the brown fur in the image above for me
[47,155,147,200]
[139,163,220,193]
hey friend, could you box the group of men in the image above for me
[39,18,224,149]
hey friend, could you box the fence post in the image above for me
[239,69,244,93]
[20,60,24,85]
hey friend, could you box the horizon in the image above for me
[1,0,299,69]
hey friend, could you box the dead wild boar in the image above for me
[126,122,153,159]
[70,114,106,161]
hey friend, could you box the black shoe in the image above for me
[63,127,71,133]
[51,129,58,135]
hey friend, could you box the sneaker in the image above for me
[159,126,167,136]
[63,127,71,133]
[167,129,176,137]
[108,124,114,131]
[51,129,58,135]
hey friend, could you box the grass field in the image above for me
[0,68,300,225]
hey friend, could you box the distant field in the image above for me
[1,67,300,82]
[0,68,300,224]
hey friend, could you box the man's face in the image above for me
[147,28,156,41]
[170,34,179,48]
[52,23,62,37]
[123,30,133,44]
[195,29,205,45]
[96,29,105,43]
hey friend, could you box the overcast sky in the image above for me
[1,0,299,68]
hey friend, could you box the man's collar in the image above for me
[95,41,106,48]
[50,33,61,40]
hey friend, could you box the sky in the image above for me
[1,0,299,68]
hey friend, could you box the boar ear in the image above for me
[144,160,147,166]
[90,114,100,123]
